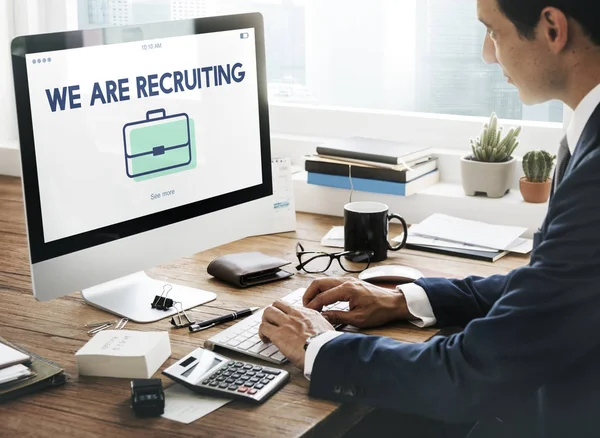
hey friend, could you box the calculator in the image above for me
[162,347,289,404]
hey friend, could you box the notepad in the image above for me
[0,343,31,370]
[75,330,171,378]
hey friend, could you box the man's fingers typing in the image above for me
[258,321,276,343]
[322,310,353,326]
[305,284,352,311]
[271,300,296,315]
[262,305,286,326]
[303,278,347,306]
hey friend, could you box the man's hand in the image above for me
[303,278,412,328]
[258,301,335,370]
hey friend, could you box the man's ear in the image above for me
[541,7,569,53]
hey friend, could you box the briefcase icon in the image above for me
[123,108,196,180]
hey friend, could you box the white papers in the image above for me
[162,384,231,424]
[392,214,534,255]
[321,226,344,248]
[407,213,527,251]
[0,364,32,385]
[0,343,30,369]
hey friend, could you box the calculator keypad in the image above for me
[202,361,282,397]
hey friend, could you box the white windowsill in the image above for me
[292,172,547,238]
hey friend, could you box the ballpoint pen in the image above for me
[189,307,261,333]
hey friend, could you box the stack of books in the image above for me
[305,137,439,196]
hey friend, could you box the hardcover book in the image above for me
[307,169,440,196]
[305,156,438,183]
[315,137,432,165]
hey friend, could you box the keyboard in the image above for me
[203,288,349,364]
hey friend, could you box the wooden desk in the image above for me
[0,175,530,437]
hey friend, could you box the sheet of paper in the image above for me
[0,342,30,369]
[162,384,231,425]
[407,213,527,251]
[505,237,534,254]
[321,226,344,248]
[0,364,32,385]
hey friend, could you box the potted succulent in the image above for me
[461,112,522,198]
[519,150,556,203]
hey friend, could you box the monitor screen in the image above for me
[12,15,271,264]
[27,29,261,243]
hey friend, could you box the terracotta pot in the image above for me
[519,177,552,203]
[460,156,516,198]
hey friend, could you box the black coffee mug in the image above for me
[344,202,408,262]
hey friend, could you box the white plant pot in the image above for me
[460,156,516,198]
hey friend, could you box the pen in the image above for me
[189,307,261,333]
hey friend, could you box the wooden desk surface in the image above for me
[0,175,530,437]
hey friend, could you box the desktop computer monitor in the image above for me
[10,13,273,323]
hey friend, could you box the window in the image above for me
[77,0,563,123]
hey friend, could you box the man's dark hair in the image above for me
[497,0,600,45]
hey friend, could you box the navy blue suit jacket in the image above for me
[309,104,600,438]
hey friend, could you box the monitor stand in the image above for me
[80,271,216,323]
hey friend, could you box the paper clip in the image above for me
[115,318,129,330]
[151,284,174,311]
[87,322,113,335]
[170,302,195,329]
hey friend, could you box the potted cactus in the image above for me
[461,112,522,198]
[520,150,556,203]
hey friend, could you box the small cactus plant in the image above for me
[470,112,522,162]
[522,150,556,183]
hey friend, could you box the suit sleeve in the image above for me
[414,274,512,328]
[309,150,600,422]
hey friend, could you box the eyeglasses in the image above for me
[295,242,373,274]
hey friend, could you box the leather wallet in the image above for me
[207,252,294,288]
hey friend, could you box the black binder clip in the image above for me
[170,302,195,328]
[151,284,174,311]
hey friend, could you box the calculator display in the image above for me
[179,349,224,382]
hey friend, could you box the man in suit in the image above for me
[259,0,600,437]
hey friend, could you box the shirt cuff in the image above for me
[304,331,344,380]
[397,283,437,328]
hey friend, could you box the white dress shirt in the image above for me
[304,283,437,380]
[567,83,600,155]
[304,82,600,381]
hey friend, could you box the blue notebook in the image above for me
[307,170,439,196]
